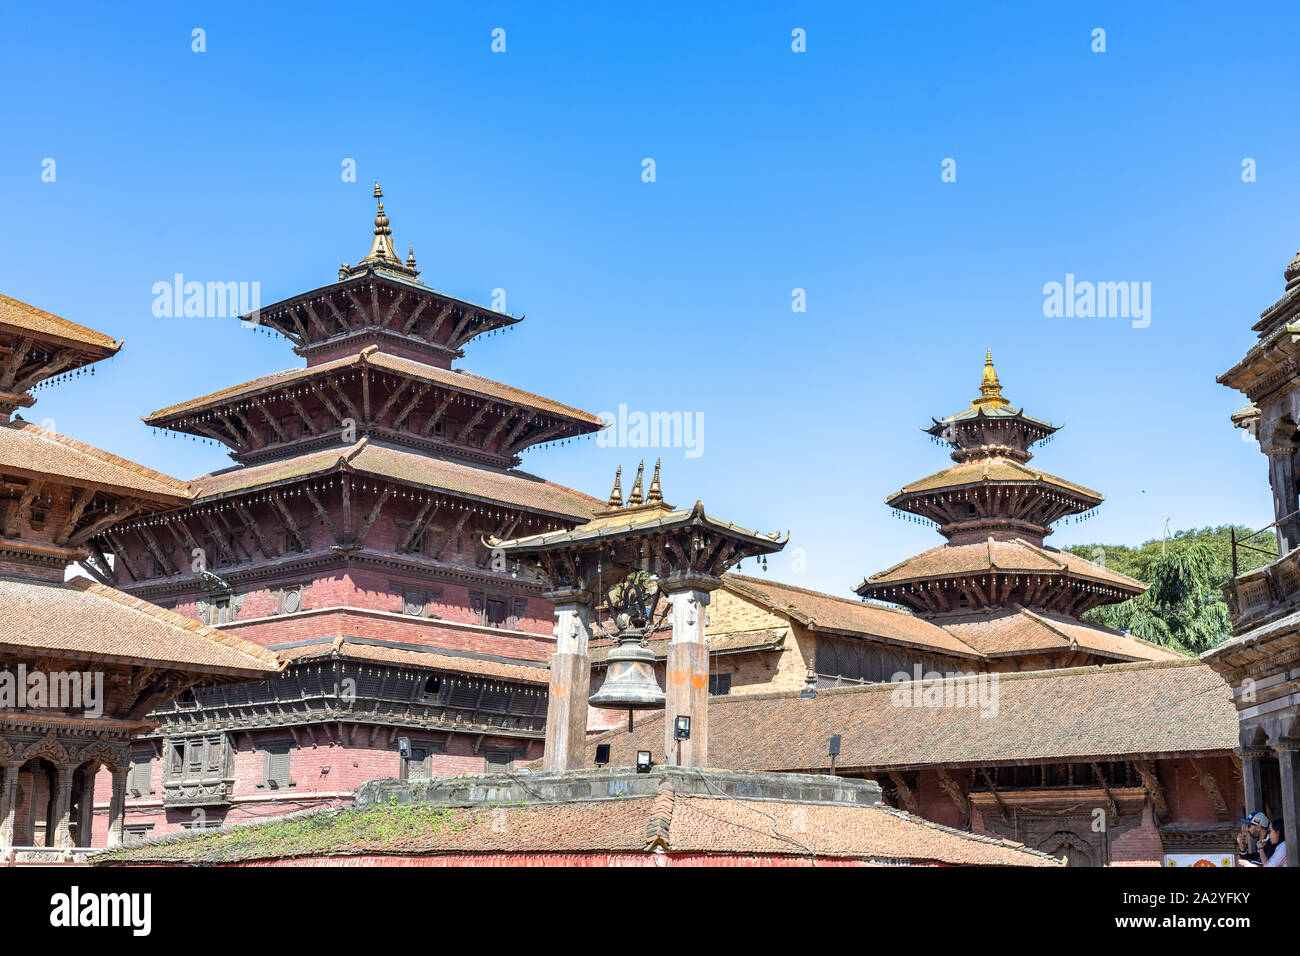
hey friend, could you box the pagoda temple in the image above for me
[854,352,1161,670]
[101,187,607,840]
[0,294,279,859]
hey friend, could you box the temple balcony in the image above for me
[1224,545,1300,631]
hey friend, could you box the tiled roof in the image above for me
[192,438,603,520]
[0,294,121,352]
[93,787,1061,866]
[274,638,549,684]
[586,659,1236,772]
[939,607,1180,662]
[146,346,605,428]
[0,419,192,501]
[890,457,1101,502]
[864,538,1146,593]
[590,626,787,664]
[722,574,981,659]
[493,499,786,553]
[0,576,280,677]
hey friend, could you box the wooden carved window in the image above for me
[484,750,514,773]
[260,740,294,789]
[130,754,153,796]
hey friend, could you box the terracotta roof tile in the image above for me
[890,457,1101,502]
[723,574,981,659]
[0,294,120,352]
[587,659,1236,772]
[865,538,1146,593]
[193,438,603,520]
[939,608,1180,662]
[0,419,192,501]
[146,347,604,428]
[94,789,1060,865]
[0,576,280,677]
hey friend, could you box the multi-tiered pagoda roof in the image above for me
[855,354,1168,666]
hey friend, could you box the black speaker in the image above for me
[595,743,611,765]
[828,734,841,757]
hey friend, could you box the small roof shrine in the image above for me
[492,460,788,591]
[492,461,786,770]
[857,353,1146,623]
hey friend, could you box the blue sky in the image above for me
[0,1,1293,597]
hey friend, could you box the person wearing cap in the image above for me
[1237,812,1270,865]
[1263,819,1288,868]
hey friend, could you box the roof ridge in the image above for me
[645,779,675,849]
[687,656,1209,706]
[872,804,1062,862]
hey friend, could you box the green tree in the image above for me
[1065,524,1276,655]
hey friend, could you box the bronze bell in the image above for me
[589,572,666,712]
[589,634,665,710]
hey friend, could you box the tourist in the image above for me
[1237,812,1269,864]
[1264,819,1288,868]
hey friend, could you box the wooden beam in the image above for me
[398,498,437,553]
[3,479,44,536]
[888,772,921,816]
[390,384,430,431]
[420,391,457,437]
[936,767,970,828]
[270,493,308,552]
[304,486,341,545]
[353,488,391,547]
[52,487,95,546]
[401,298,433,335]
[234,501,279,559]
[257,404,288,443]
[1132,759,1170,822]
[432,508,472,560]
[286,393,321,436]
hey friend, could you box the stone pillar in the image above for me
[1276,737,1300,867]
[51,764,73,848]
[663,577,716,767]
[0,762,17,849]
[1241,745,1267,817]
[541,589,593,772]
[106,765,129,848]
[1266,446,1300,555]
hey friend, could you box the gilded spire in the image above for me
[340,183,424,283]
[971,349,1010,410]
[646,458,663,503]
[607,466,624,508]
[627,460,645,506]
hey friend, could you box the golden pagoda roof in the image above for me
[933,350,1056,429]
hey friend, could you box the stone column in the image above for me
[106,765,129,848]
[1266,446,1300,555]
[51,764,74,848]
[0,762,17,849]
[663,576,716,767]
[1240,745,1267,817]
[1276,737,1300,867]
[541,589,593,772]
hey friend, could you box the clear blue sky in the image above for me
[1,1,1293,597]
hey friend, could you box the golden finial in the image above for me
[628,460,645,506]
[646,458,663,503]
[971,349,1009,410]
[406,245,418,270]
[607,466,624,508]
